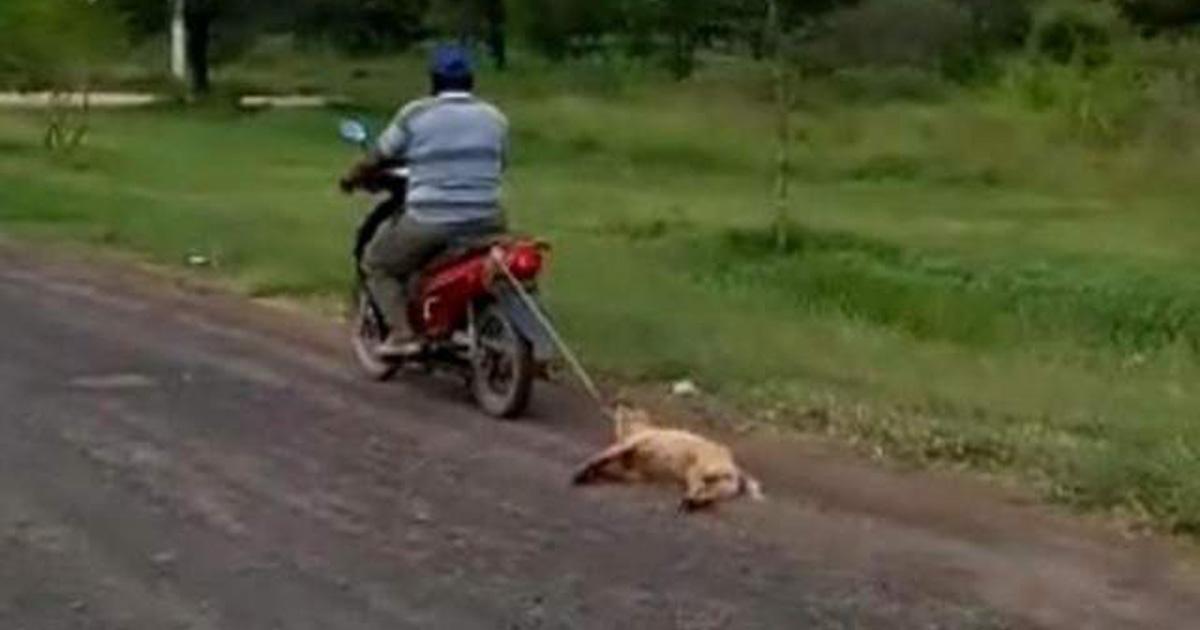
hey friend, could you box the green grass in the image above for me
[3,47,1200,534]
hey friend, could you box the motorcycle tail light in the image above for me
[508,246,543,280]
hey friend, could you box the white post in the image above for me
[170,0,188,81]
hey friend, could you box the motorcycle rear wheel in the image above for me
[471,303,534,419]
[351,287,399,382]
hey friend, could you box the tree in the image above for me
[0,0,125,151]
[428,0,508,68]
[482,0,508,70]
[184,0,218,94]
[296,0,430,55]
[630,0,842,79]
[1120,0,1200,32]
[660,0,718,78]
[172,0,283,94]
[511,0,621,60]
[110,0,171,40]
[615,0,717,78]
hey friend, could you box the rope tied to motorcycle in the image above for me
[488,247,611,419]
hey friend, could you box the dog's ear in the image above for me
[614,403,643,436]
[613,405,653,440]
[609,391,633,412]
[605,397,628,420]
[610,405,630,439]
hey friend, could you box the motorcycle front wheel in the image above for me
[350,286,399,382]
[471,302,534,419]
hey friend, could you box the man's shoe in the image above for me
[377,334,422,358]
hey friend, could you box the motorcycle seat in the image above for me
[424,234,511,273]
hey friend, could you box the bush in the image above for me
[1032,1,1128,68]
[295,0,429,54]
[995,5,1200,147]
[956,0,1035,48]
[802,0,975,74]
[110,0,170,40]
[1119,37,1200,147]
[1119,0,1200,33]
[0,0,126,90]
[999,30,1200,148]
[510,0,619,60]
[824,66,950,103]
[0,0,127,152]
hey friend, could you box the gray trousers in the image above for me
[362,213,503,338]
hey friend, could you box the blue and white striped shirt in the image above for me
[377,92,508,225]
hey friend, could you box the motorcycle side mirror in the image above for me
[338,118,370,149]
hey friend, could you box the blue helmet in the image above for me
[429,43,474,81]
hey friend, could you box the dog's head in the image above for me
[681,458,753,508]
[682,463,763,511]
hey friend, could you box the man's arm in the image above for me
[375,106,412,161]
[340,101,423,192]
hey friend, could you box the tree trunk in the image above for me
[485,0,507,70]
[668,28,696,80]
[767,0,791,251]
[184,8,211,95]
[748,27,765,60]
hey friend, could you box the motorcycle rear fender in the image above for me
[492,286,557,362]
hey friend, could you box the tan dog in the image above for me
[573,405,764,511]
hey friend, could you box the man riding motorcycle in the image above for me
[340,44,509,357]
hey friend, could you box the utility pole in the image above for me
[171,0,188,81]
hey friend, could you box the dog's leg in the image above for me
[679,467,715,513]
[739,473,765,501]
[572,442,638,485]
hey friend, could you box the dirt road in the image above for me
[1,242,1197,629]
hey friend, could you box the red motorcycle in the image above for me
[338,119,555,418]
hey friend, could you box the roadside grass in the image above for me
[2,49,1199,534]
